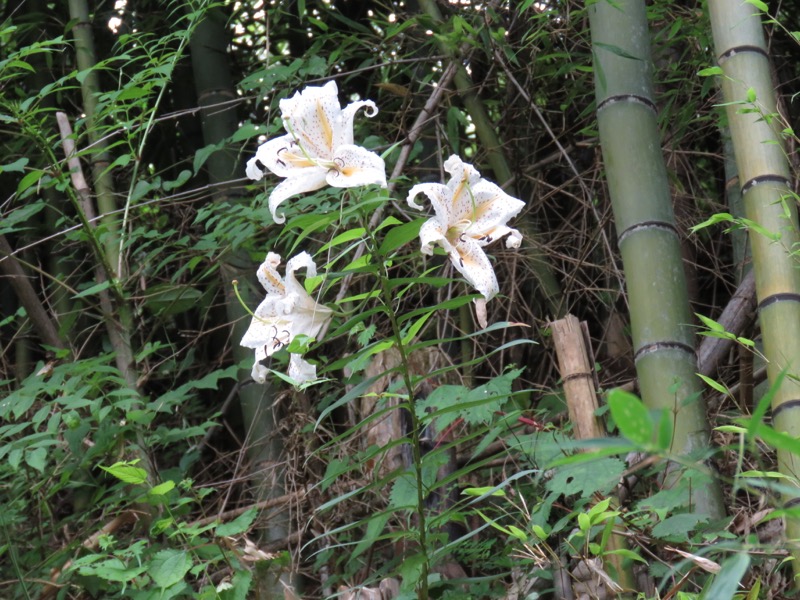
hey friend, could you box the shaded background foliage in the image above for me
[3,0,800,598]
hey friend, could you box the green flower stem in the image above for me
[367,224,430,600]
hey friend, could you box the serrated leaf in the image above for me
[389,471,418,509]
[651,513,708,540]
[149,549,192,589]
[216,508,258,537]
[545,457,626,498]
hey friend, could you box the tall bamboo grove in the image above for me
[708,1,800,574]
[588,0,725,518]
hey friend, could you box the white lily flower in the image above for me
[406,155,525,327]
[246,80,388,224]
[240,251,333,385]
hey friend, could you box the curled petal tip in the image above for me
[246,158,265,181]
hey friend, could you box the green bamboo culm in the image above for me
[707,1,800,578]
[588,0,725,518]
[67,0,123,276]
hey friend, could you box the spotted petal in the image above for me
[336,98,379,148]
[449,236,499,301]
[268,169,329,224]
[288,354,318,384]
[280,80,339,159]
[406,182,454,225]
[326,144,387,189]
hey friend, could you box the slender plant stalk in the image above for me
[588,0,724,518]
[707,1,800,577]
[188,8,292,597]
[369,227,430,600]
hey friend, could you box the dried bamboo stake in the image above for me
[550,314,636,596]
[550,315,604,441]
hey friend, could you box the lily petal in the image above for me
[450,235,499,301]
[256,252,286,295]
[269,168,329,224]
[327,144,387,189]
[418,218,451,256]
[280,80,339,159]
[288,354,317,384]
[406,182,454,224]
[468,179,526,236]
[336,98,378,148]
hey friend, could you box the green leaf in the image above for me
[100,461,148,484]
[0,157,28,173]
[545,457,626,498]
[216,508,258,537]
[462,487,506,497]
[650,513,708,540]
[149,549,192,589]
[25,447,47,473]
[149,480,176,495]
[73,280,112,299]
[744,0,769,12]
[17,169,44,194]
[698,66,723,77]
[697,373,728,395]
[389,471,418,509]
[704,553,750,600]
[746,87,757,103]
[379,218,425,255]
[607,388,653,447]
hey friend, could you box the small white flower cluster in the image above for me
[243,80,525,385]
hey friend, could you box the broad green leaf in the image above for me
[607,388,653,447]
[149,480,176,495]
[25,447,47,473]
[545,457,626,498]
[149,549,192,589]
[0,157,28,173]
[216,508,258,537]
[389,471,418,509]
[100,461,148,484]
[650,513,708,540]
[379,218,425,255]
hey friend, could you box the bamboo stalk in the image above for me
[707,1,800,575]
[551,314,637,596]
[67,0,122,276]
[588,0,724,518]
